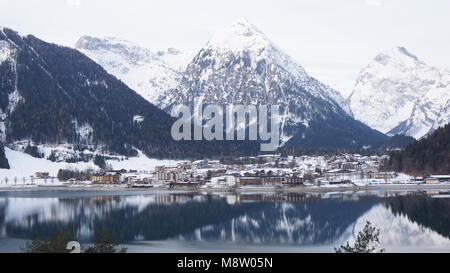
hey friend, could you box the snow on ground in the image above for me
[0,148,97,180]
[105,149,181,171]
[0,148,181,184]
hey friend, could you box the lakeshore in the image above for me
[2,183,450,195]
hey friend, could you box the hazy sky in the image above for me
[1,0,449,96]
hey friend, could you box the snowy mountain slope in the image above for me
[75,36,193,103]
[0,27,174,157]
[338,204,450,252]
[0,27,227,163]
[389,70,450,138]
[349,47,450,138]
[0,28,21,168]
[0,32,22,143]
[0,147,97,179]
[178,198,376,245]
[159,20,351,115]
[158,20,386,150]
[0,147,180,180]
[0,40,15,65]
[157,47,194,72]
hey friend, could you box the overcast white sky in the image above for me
[1,0,449,96]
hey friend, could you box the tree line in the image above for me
[384,124,450,175]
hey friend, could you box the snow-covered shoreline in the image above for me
[2,183,450,195]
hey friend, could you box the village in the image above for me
[39,153,450,191]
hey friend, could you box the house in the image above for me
[413,177,424,183]
[169,181,199,189]
[324,169,354,182]
[177,162,193,170]
[67,178,78,185]
[224,175,238,185]
[91,172,122,184]
[261,176,283,184]
[156,167,182,182]
[237,176,283,186]
[238,177,260,186]
[284,176,304,185]
[424,177,440,184]
[341,162,362,170]
[35,172,50,179]
[428,175,450,183]
[125,175,139,184]
[112,169,127,174]
[366,171,396,180]
[210,169,227,177]
[257,154,281,163]
[330,180,352,185]
[133,115,145,123]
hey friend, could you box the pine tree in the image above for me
[335,221,385,253]
[94,155,107,170]
[385,123,450,174]
[21,230,75,253]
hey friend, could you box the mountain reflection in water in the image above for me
[1,191,450,252]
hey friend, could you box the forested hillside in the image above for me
[385,124,450,175]
[0,27,260,163]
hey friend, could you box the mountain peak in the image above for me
[373,46,423,66]
[76,36,142,52]
[75,35,101,50]
[75,35,194,104]
[207,19,271,52]
[396,46,419,61]
[350,44,448,137]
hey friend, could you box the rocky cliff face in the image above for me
[349,47,450,139]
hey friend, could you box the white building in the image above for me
[224,175,237,185]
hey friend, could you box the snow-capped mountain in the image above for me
[0,27,184,159]
[340,204,450,251]
[1,27,259,166]
[158,20,386,150]
[349,47,450,139]
[159,20,351,115]
[389,69,450,138]
[75,36,193,103]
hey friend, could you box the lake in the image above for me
[1,189,450,253]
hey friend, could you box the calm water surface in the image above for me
[1,189,450,253]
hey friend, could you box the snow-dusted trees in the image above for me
[335,221,385,253]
